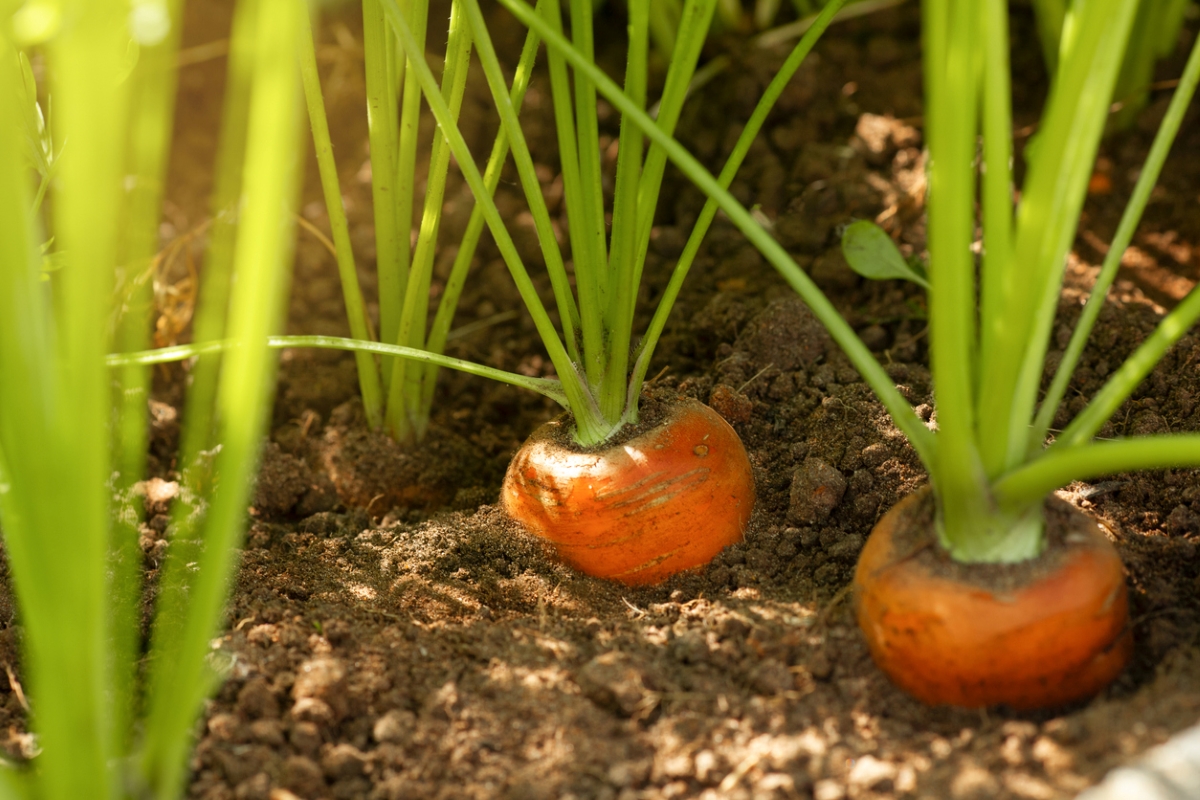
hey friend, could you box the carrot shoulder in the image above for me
[502,397,755,585]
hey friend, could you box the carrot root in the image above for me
[854,487,1133,710]
[502,397,755,585]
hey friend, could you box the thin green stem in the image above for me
[394,0,429,348]
[380,0,606,442]
[568,0,610,377]
[922,0,1007,558]
[601,1,648,423]
[108,0,184,760]
[107,335,570,406]
[977,0,1137,474]
[628,0,848,408]
[361,0,403,383]
[541,0,604,380]
[1034,32,1200,447]
[176,0,258,474]
[462,0,582,361]
[43,0,131,792]
[1005,0,1139,466]
[975,0,1014,477]
[1054,282,1200,450]
[140,0,303,793]
[496,0,937,463]
[1,19,118,794]
[994,435,1200,508]
[418,13,544,419]
[299,3,384,429]
[631,0,717,298]
[386,0,473,441]
[137,6,258,783]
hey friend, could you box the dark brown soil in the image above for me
[16,2,1200,799]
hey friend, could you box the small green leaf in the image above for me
[840,219,930,289]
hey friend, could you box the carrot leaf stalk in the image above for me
[304,0,548,445]
[0,0,306,791]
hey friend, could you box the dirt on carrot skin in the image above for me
[0,2,1198,799]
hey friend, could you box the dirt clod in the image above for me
[789,457,848,524]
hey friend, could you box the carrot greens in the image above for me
[368,0,853,446]
[0,0,305,794]
[1031,0,1191,129]
[108,0,854,457]
[301,0,552,445]
[500,0,1200,562]
[840,0,1200,561]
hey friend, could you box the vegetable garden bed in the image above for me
[7,1,1200,798]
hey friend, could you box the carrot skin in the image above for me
[502,397,754,585]
[854,488,1133,710]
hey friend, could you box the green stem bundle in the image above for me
[0,0,306,794]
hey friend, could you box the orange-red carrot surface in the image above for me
[854,488,1132,710]
[502,397,754,585]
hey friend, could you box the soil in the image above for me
[11,2,1200,799]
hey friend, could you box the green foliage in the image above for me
[450,0,851,445]
[841,220,929,288]
[302,0,562,445]
[839,0,1200,561]
[0,0,304,796]
[1033,0,1194,130]
[123,0,852,452]
[496,0,1200,562]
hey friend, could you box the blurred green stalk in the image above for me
[0,0,305,795]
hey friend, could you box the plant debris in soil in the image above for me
[3,3,1200,800]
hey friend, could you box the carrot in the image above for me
[502,396,754,585]
[854,487,1133,710]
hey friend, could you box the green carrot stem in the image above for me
[1003,0,1139,467]
[994,435,1200,508]
[361,0,404,383]
[299,2,385,430]
[567,0,609,323]
[386,0,473,441]
[495,0,936,462]
[462,0,583,363]
[540,0,605,382]
[140,0,304,790]
[175,0,258,475]
[630,0,717,299]
[921,0,1002,556]
[108,0,184,758]
[976,0,1138,474]
[1033,32,1200,448]
[394,0,429,337]
[628,0,848,408]
[601,1,648,423]
[107,335,571,406]
[418,14,544,419]
[381,0,607,443]
[51,0,131,783]
[1,14,120,792]
[975,0,1014,476]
